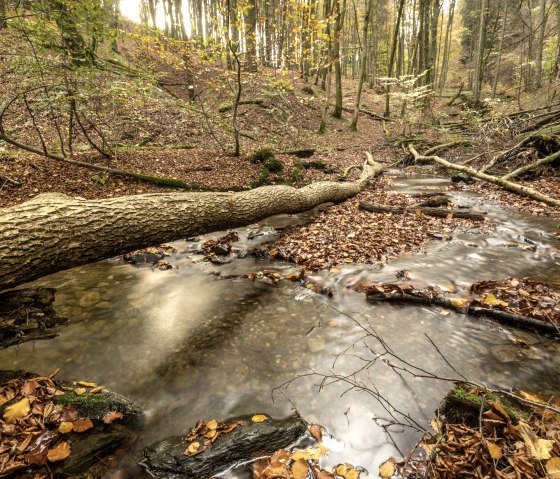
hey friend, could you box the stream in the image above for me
[1,175,559,478]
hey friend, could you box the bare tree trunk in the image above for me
[244,0,258,72]
[384,0,406,117]
[350,0,374,130]
[1,0,8,28]
[438,0,455,92]
[0,157,383,290]
[472,0,489,103]
[492,0,507,98]
[534,0,547,89]
[332,0,347,118]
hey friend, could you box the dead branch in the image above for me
[501,150,560,180]
[0,173,21,186]
[408,146,560,207]
[359,202,486,221]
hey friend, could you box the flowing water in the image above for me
[1,176,559,478]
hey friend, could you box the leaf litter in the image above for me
[393,386,560,479]
[0,371,125,476]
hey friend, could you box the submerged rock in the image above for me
[142,414,307,479]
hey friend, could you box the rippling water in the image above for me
[1,176,559,477]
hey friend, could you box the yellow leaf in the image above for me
[336,464,360,479]
[76,381,96,387]
[518,421,554,460]
[89,386,104,394]
[450,298,469,308]
[486,441,503,460]
[430,417,442,434]
[207,419,218,430]
[379,458,396,478]
[482,293,508,307]
[58,422,74,434]
[291,445,328,461]
[547,457,560,478]
[47,441,71,462]
[73,388,86,395]
[251,415,267,423]
[204,429,217,439]
[3,397,30,424]
[185,441,201,456]
[292,459,310,479]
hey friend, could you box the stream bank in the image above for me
[0,175,558,478]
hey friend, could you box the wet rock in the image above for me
[142,414,307,479]
[55,430,130,475]
[211,244,230,256]
[78,291,102,308]
[451,174,475,184]
[54,388,143,427]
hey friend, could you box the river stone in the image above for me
[78,291,102,308]
[142,414,308,479]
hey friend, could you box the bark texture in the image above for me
[0,157,383,289]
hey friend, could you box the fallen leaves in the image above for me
[46,441,71,462]
[518,421,554,460]
[259,189,476,271]
[252,414,268,423]
[3,397,30,424]
[183,418,247,456]
[379,458,396,478]
[0,372,124,476]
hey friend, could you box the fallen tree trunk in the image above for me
[408,146,560,207]
[501,150,560,180]
[359,202,486,221]
[0,154,383,289]
[366,292,559,335]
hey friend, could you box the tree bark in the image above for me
[359,202,486,221]
[0,157,383,290]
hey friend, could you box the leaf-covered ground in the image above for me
[257,183,482,271]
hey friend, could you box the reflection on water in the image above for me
[1,177,559,477]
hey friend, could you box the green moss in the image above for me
[442,384,524,427]
[54,392,133,420]
[249,148,275,164]
[264,157,283,173]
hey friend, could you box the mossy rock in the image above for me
[143,414,308,479]
[440,383,524,428]
[54,389,143,426]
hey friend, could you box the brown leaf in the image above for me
[72,418,94,433]
[486,441,503,460]
[309,424,323,442]
[76,381,96,387]
[547,457,560,478]
[47,441,71,462]
[21,380,39,396]
[58,422,74,434]
[185,441,202,456]
[102,411,124,424]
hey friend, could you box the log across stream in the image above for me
[0,176,559,478]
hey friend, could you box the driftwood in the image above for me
[366,292,558,335]
[408,146,560,207]
[142,414,307,479]
[279,148,316,158]
[415,195,451,207]
[501,150,560,180]
[359,201,486,221]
